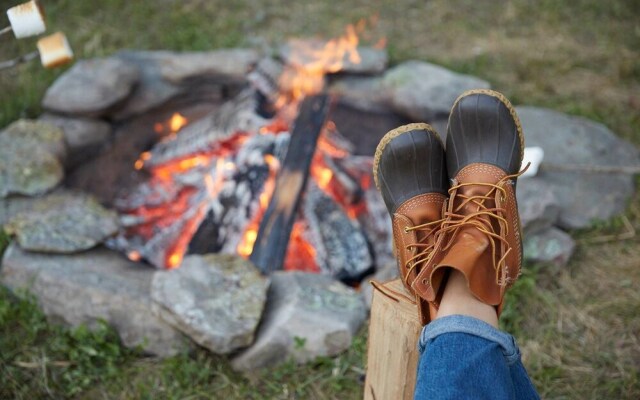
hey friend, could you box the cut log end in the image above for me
[364,279,422,400]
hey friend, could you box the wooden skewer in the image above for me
[0,26,12,36]
[0,50,38,70]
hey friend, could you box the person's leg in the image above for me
[410,90,540,399]
[413,271,539,400]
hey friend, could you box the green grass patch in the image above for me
[0,283,367,399]
[0,286,134,398]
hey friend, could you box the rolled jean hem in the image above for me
[418,315,521,365]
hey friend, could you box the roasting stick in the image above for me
[3,0,46,38]
[0,31,73,70]
[0,50,38,69]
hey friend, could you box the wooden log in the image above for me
[364,279,422,400]
[250,94,331,274]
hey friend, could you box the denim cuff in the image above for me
[418,315,521,365]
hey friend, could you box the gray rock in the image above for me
[429,118,449,140]
[0,195,39,227]
[151,254,269,355]
[39,114,111,168]
[2,119,67,160]
[157,49,260,83]
[523,227,576,268]
[383,61,490,120]
[0,120,66,198]
[111,51,184,120]
[280,40,388,74]
[518,106,639,228]
[517,177,560,234]
[4,192,119,253]
[231,272,367,371]
[360,262,399,309]
[328,76,389,113]
[42,58,139,116]
[0,243,189,357]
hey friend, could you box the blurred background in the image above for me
[1,1,639,399]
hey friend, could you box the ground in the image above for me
[1,0,639,399]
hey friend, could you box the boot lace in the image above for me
[437,165,529,286]
[371,216,444,304]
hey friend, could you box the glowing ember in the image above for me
[283,221,319,272]
[312,161,333,190]
[153,112,188,137]
[127,251,141,261]
[167,253,182,269]
[170,113,188,132]
[237,153,280,257]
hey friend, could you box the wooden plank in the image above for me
[250,94,331,274]
[364,279,422,400]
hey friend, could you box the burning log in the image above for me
[302,184,373,282]
[145,90,266,167]
[249,94,331,274]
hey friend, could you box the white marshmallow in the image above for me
[6,0,46,39]
[522,146,544,178]
[37,32,73,68]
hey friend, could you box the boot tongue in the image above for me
[441,173,499,272]
[438,229,490,280]
[396,195,443,227]
[402,205,441,227]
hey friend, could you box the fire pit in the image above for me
[3,21,637,369]
[57,26,398,282]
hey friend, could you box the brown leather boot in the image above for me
[412,89,526,317]
[373,123,448,325]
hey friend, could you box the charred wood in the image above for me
[250,95,330,274]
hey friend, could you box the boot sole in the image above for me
[449,89,525,170]
[372,122,444,193]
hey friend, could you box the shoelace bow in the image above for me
[437,165,530,286]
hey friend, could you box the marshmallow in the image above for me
[7,0,46,39]
[37,32,73,68]
[522,146,544,178]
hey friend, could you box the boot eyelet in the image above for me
[404,227,410,233]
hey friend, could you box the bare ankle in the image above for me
[435,269,499,328]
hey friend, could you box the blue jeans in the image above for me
[414,315,540,400]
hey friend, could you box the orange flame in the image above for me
[237,228,258,258]
[170,113,188,132]
[236,154,280,258]
[125,22,383,270]
[127,251,141,261]
[276,23,362,112]
[283,221,319,273]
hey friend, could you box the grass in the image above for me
[1,0,639,398]
[0,282,367,399]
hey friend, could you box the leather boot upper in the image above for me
[411,90,525,313]
[374,123,448,324]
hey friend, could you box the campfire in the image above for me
[102,23,390,282]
